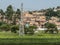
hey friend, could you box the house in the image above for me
[23,11,46,28]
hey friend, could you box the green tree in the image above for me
[5,5,14,21]
[45,8,57,20]
[57,6,60,9]
[12,12,16,25]
[56,10,60,18]
[28,11,32,14]
[12,9,21,25]
[16,9,21,19]
[44,22,58,34]
[16,9,21,15]
[0,9,5,15]
[0,9,5,22]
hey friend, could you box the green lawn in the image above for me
[0,31,19,38]
[0,31,60,39]
[0,31,60,45]
[0,32,60,42]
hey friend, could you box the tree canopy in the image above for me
[5,5,14,20]
[0,9,5,15]
[44,22,58,33]
[45,8,58,20]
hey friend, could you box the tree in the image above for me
[5,5,14,21]
[12,9,21,25]
[45,8,57,20]
[0,9,5,15]
[56,10,60,18]
[16,9,21,15]
[0,9,5,22]
[12,12,16,25]
[16,9,21,19]
[57,6,60,9]
[44,22,58,34]
[28,11,32,14]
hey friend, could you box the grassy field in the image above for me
[0,31,19,38]
[0,31,60,45]
[0,31,60,38]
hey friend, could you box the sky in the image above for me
[0,0,60,11]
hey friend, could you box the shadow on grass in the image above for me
[0,43,60,45]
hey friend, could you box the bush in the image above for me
[24,25,37,35]
[0,22,6,26]
[11,25,19,33]
[44,22,58,34]
[0,24,10,31]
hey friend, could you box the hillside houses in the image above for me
[23,11,46,28]
[23,10,60,29]
[0,7,60,30]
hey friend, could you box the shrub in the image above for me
[11,25,19,33]
[44,22,58,34]
[24,25,37,35]
[0,22,6,26]
[0,24,10,31]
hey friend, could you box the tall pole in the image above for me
[19,3,24,36]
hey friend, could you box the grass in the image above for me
[0,31,60,38]
[0,31,19,38]
[0,31,60,45]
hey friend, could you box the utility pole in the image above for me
[19,3,24,36]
